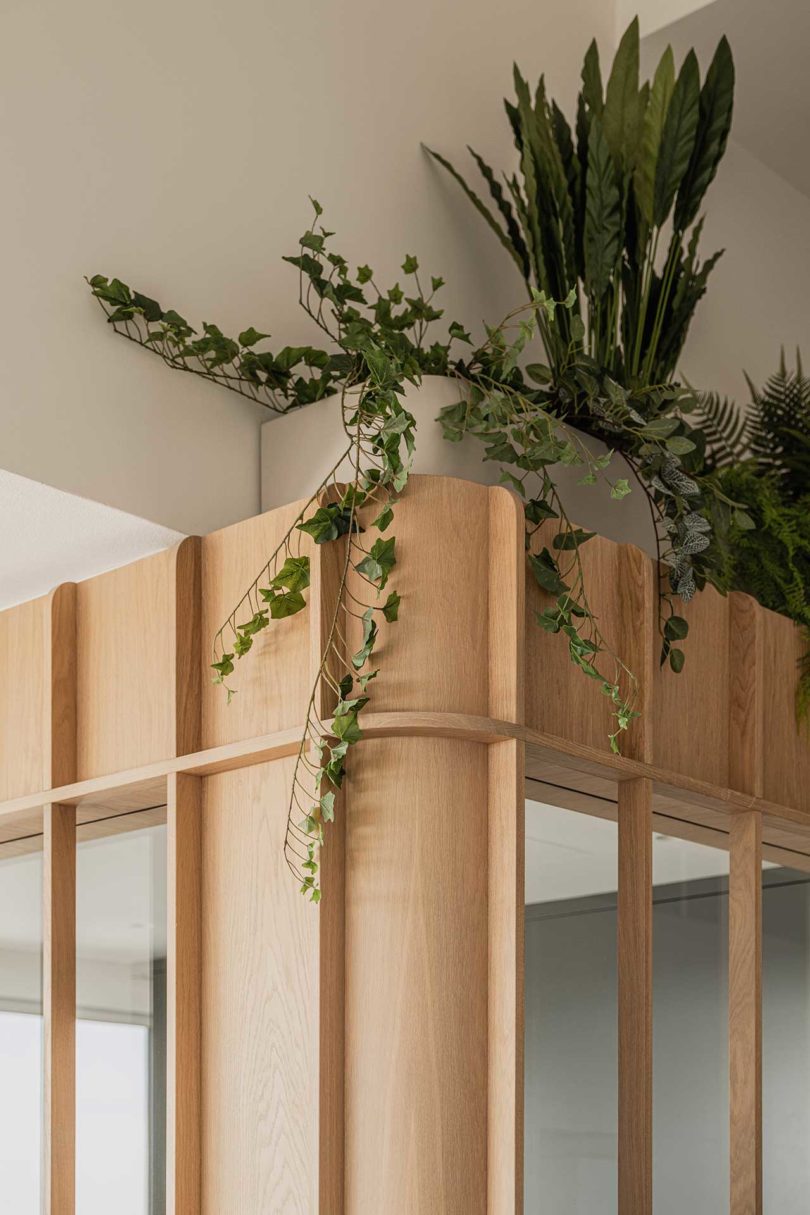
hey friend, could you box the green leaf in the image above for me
[355,536,396,589]
[674,36,735,232]
[635,45,675,226]
[269,555,311,592]
[733,509,756,531]
[424,145,529,277]
[528,550,569,596]
[669,646,686,673]
[580,39,604,117]
[610,478,632,499]
[653,50,700,226]
[664,614,689,641]
[401,254,419,274]
[373,504,394,532]
[267,589,306,619]
[382,590,401,622]
[357,264,374,284]
[602,17,641,168]
[666,435,696,455]
[211,653,234,679]
[297,504,355,544]
[584,120,622,298]
[238,326,270,347]
[553,528,596,550]
[320,791,336,823]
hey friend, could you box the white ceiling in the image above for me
[0,469,183,611]
[643,0,810,200]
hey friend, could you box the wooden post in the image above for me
[729,810,762,1215]
[44,803,76,1215]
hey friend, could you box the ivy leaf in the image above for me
[269,555,311,592]
[553,528,596,550]
[402,255,419,274]
[238,327,270,347]
[610,478,632,499]
[528,550,569,596]
[297,504,355,544]
[211,653,234,679]
[356,536,396,589]
[320,791,336,823]
[383,590,401,622]
[266,589,306,619]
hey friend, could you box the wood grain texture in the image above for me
[172,538,202,758]
[760,607,810,815]
[526,529,644,755]
[75,545,179,779]
[201,500,313,749]
[344,738,488,1215]
[0,594,47,800]
[318,785,345,1215]
[488,486,525,724]
[167,773,201,1215]
[488,738,524,1215]
[654,580,730,786]
[44,803,76,1215]
[729,593,763,798]
[46,583,77,788]
[618,778,652,1215]
[619,544,655,764]
[729,810,762,1215]
[200,761,320,1214]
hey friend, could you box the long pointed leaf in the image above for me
[603,17,641,168]
[584,120,622,298]
[653,50,700,227]
[674,36,735,231]
[581,38,603,117]
[467,146,530,278]
[423,145,526,276]
[635,46,675,226]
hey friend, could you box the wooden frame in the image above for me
[1,473,809,1212]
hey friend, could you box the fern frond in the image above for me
[694,389,749,469]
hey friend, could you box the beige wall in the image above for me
[0,0,615,536]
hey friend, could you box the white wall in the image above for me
[0,0,616,536]
[619,0,718,37]
[678,139,810,403]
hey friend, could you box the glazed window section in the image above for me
[524,799,619,1214]
[76,815,167,1215]
[0,842,43,1215]
[652,833,729,1214]
[763,864,810,1206]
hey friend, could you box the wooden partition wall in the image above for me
[1,473,809,1214]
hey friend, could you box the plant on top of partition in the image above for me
[425,18,738,667]
[697,353,810,718]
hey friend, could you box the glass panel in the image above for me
[524,796,618,1213]
[0,838,43,1215]
[76,813,167,1215]
[763,863,810,1205]
[652,832,729,1213]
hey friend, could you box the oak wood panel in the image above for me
[618,778,652,1215]
[201,501,313,749]
[729,593,763,798]
[488,486,525,724]
[654,581,730,787]
[173,538,202,758]
[46,583,77,788]
[619,544,655,764]
[342,476,492,719]
[200,761,320,1214]
[760,607,810,815]
[526,530,643,755]
[43,803,76,1215]
[167,774,201,1215]
[318,785,346,1215]
[488,739,524,1215]
[75,544,182,779]
[729,810,762,1215]
[0,594,47,799]
[344,737,488,1215]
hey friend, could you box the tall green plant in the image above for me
[426,18,734,388]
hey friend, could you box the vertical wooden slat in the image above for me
[618,777,653,1215]
[46,583,77,789]
[487,738,525,1215]
[172,537,202,759]
[729,593,764,798]
[319,788,345,1215]
[44,803,76,1215]
[167,772,202,1215]
[729,809,762,1215]
[619,545,655,765]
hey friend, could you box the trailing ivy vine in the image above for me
[87,201,733,890]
